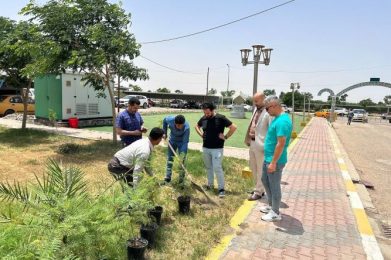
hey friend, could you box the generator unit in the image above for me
[34,72,113,127]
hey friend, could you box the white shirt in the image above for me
[114,138,154,185]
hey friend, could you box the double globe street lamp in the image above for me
[240,45,273,95]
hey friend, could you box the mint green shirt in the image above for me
[264,113,292,164]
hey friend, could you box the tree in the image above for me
[220,90,235,97]
[384,95,391,105]
[156,87,171,93]
[359,98,375,107]
[22,0,148,144]
[279,91,285,100]
[208,88,217,95]
[129,84,143,92]
[340,94,348,102]
[263,89,276,96]
[0,17,60,130]
[175,89,183,94]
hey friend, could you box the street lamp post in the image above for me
[290,83,300,135]
[226,64,230,105]
[303,93,306,122]
[240,45,273,95]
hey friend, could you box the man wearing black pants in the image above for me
[108,127,164,187]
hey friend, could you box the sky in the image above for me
[2,0,391,102]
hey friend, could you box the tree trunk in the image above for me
[104,65,118,144]
[21,79,32,130]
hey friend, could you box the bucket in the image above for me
[68,117,79,128]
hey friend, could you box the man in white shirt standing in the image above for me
[244,92,273,201]
[108,127,164,187]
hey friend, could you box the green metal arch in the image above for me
[336,81,391,96]
[317,88,335,97]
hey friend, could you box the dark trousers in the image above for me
[108,157,133,185]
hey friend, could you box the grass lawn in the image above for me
[0,126,252,259]
[88,111,308,148]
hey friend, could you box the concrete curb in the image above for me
[328,125,384,260]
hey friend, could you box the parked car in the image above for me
[226,104,233,110]
[315,109,333,118]
[281,104,292,113]
[170,99,185,108]
[381,112,390,119]
[147,98,155,107]
[118,95,149,109]
[334,107,348,116]
[0,95,35,116]
[352,109,368,122]
[183,101,201,109]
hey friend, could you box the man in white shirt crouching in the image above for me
[108,127,164,187]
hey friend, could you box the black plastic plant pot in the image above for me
[148,206,163,225]
[140,223,159,248]
[126,237,148,260]
[177,195,191,214]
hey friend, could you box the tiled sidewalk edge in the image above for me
[205,119,313,260]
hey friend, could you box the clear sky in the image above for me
[2,0,391,102]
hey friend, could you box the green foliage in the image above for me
[263,89,276,96]
[57,143,80,155]
[384,95,391,105]
[359,98,375,107]
[208,88,217,95]
[156,87,171,93]
[0,159,153,259]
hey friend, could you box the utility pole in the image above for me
[206,67,209,96]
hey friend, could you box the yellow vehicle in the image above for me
[0,95,35,116]
[315,109,330,118]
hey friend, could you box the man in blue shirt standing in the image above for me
[260,96,292,222]
[116,97,147,147]
[162,115,190,184]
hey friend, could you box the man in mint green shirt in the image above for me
[260,96,292,222]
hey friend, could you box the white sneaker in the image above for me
[259,205,272,213]
[261,209,281,222]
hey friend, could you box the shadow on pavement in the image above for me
[274,214,304,236]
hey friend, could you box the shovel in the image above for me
[166,141,219,206]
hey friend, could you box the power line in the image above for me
[139,55,204,74]
[230,65,391,74]
[139,0,295,44]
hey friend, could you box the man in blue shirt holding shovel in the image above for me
[162,115,190,184]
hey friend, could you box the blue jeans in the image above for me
[261,161,285,214]
[202,148,224,190]
[165,141,187,181]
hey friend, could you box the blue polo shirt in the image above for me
[163,115,190,147]
[116,110,144,145]
[264,113,292,164]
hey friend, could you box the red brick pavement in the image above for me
[220,118,366,260]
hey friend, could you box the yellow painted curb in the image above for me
[205,118,313,260]
[353,208,374,236]
[345,179,356,192]
[230,200,256,228]
[328,124,382,259]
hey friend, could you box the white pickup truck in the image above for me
[334,107,348,116]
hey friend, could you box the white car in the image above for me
[243,104,253,112]
[352,109,368,122]
[118,95,149,109]
[335,107,348,116]
[281,104,292,113]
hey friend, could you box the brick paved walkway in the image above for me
[220,118,367,259]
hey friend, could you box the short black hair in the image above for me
[128,97,140,105]
[149,127,164,140]
[202,102,216,111]
[174,115,186,124]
